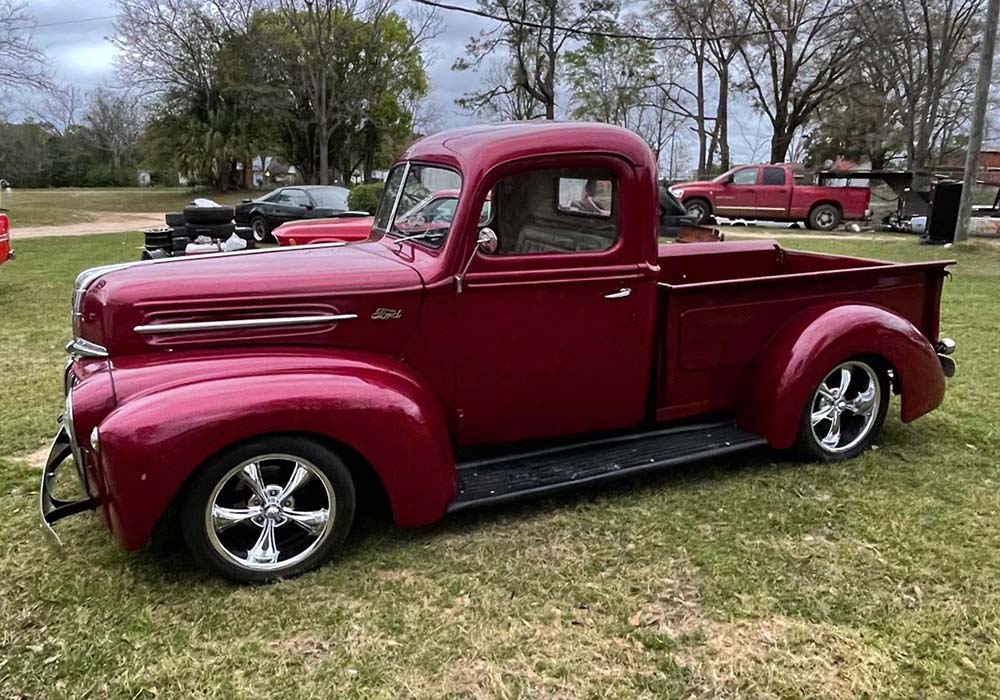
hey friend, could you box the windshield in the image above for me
[372,163,463,248]
[309,187,349,210]
[712,169,737,183]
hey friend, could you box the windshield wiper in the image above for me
[389,230,448,246]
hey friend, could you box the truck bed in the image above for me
[655,241,952,422]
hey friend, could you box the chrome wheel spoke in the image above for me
[238,462,268,501]
[836,367,852,396]
[849,382,877,417]
[246,520,280,565]
[811,403,835,426]
[212,505,261,532]
[283,508,330,536]
[820,408,842,448]
[278,463,312,502]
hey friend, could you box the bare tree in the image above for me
[454,0,614,121]
[0,0,49,90]
[30,85,86,134]
[735,0,858,162]
[458,57,547,120]
[85,89,145,168]
[112,0,256,98]
[856,0,982,169]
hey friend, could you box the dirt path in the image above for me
[13,212,166,239]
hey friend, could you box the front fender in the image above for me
[98,356,454,550]
[741,304,945,449]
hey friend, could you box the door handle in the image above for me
[604,287,631,299]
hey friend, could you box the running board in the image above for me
[449,421,766,512]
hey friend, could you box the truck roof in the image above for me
[401,122,657,174]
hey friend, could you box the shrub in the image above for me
[348,183,384,214]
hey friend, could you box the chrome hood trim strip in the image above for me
[71,242,351,320]
[133,313,358,335]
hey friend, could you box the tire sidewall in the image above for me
[180,436,356,583]
[795,362,890,462]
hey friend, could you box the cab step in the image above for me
[449,421,766,511]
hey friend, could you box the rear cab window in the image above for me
[490,167,619,255]
[762,167,786,186]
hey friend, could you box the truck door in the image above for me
[714,166,759,218]
[454,160,657,446]
[756,166,791,218]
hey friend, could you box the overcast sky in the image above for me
[25,0,497,130]
[23,0,772,168]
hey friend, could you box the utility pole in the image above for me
[954,0,1000,242]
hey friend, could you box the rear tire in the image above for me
[683,198,711,225]
[251,216,272,243]
[180,436,356,584]
[807,204,842,231]
[794,359,889,462]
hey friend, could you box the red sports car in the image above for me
[274,189,490,246]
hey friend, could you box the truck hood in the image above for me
[672,179,714,190]
[75,242,424,357]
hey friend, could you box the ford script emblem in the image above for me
[371,308,403,320]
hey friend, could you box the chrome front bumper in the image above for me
[39,408,97,545]
[38,360,98,545]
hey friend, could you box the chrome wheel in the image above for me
[809,361,882,454]
[205,454,335,572]
[816,209,835,228]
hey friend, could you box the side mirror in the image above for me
[457,227,500,293]
[241,198,251,203]
[477,227,498,254]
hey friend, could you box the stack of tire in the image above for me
[141,205,256,260]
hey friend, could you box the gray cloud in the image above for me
[25,0,493,122]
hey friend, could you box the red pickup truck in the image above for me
[41,122,956,583]
[672,163,871,230]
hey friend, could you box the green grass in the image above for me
[2,188,250,227]
[1,233,999,698]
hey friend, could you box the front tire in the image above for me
[250,215,272,243]
[683,198,712,225]
[180,436,356,583]
[795,359,889,462]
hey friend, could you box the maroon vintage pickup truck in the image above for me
[672,163,872,230]
[42,123,956,583]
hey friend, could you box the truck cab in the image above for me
[42,123,955,583]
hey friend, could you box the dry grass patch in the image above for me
[674,614,898,699]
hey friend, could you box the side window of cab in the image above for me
[731,168,759,186]
[489,167,619,255]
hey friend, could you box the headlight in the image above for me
[670,188,685,198]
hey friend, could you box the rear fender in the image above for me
[741,304,945,449]
[98,359,454,550]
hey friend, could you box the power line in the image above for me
[34,15,116,29]
[410,0,857,44]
